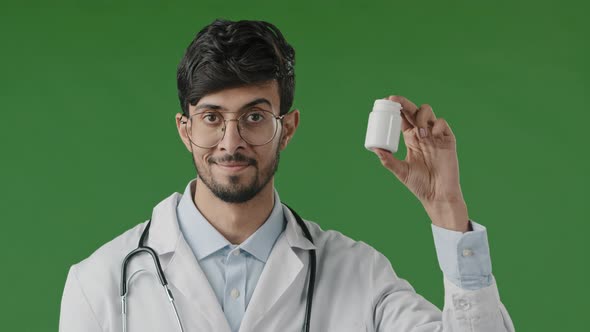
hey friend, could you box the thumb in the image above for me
[372,148,408,182]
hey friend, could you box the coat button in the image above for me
[462,248,474,257]
[231,288,240,299]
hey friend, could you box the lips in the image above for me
[218,163,249,167]
[216,162,251,172]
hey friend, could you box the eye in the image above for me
[202,112,220,123]
[245,110,266,123]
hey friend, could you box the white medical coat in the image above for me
[59,192,515,331]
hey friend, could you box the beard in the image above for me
[191,140,281,204]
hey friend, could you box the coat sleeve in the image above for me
[370,250,515,332]
[59,265,104,332]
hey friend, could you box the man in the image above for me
[59,18,515,331]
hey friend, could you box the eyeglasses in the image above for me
[181,109,288,148]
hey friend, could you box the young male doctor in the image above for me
[59,18,515,332]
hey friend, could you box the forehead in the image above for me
[191,80,280,113]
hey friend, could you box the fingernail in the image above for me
[419,127,427,138]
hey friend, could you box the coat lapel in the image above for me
[142,192,316,332]
[238,203,316,332]
[145,192,232,332]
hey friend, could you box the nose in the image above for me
[217,118,247,154]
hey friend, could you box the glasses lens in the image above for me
[188,111,225,148]
[238,110,277,145]
[188,110,277,147]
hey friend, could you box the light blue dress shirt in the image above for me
[176,179,286,332]
[176,179,493,331]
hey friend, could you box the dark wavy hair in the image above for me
[176,19,296,117]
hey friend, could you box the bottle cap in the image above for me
[372,99,402,113]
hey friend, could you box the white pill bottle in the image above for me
[364,99,403,153]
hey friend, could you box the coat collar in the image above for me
[145,189,316,258]
[145,192,182,256]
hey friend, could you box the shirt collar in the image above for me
[176,178,286,263]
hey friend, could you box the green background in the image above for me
[1,0,588,330]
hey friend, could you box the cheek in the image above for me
[259,146,279,167]
[192,153,210,168]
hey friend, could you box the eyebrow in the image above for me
[194,98,273,113]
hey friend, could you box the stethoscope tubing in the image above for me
[120,203,315,332]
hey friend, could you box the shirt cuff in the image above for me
[431,219,493,290]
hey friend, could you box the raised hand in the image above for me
[372,95,471,232]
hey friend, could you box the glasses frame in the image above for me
[181,109,290,148]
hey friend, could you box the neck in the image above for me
[192,177,275,245]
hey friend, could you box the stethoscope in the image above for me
[120,203,316,332]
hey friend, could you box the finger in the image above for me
[386,95,419,129]
[401,111,413,132]
[431,117,455,139]
[372,147,408,182]
[415,104,437,130]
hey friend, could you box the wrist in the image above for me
[422,200,470,232]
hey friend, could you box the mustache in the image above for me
[211,153,256,166]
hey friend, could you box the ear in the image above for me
[279,109,299,151]
[175,113,192,152]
